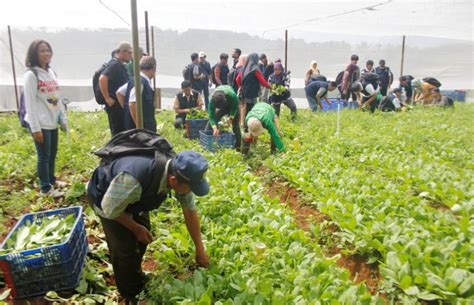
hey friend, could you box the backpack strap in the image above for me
[26,68,40,90]
[149,151,175,195]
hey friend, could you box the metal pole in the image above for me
[151,26,161,109]
[284,29,288,72]
[145,11,150,54]
[400,35,406,77]
[7,25,20,111]
[131,0,143,128]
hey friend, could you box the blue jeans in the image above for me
[33,129,58,193]
[305,91,318,112]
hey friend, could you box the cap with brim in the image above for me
[199,51,206,58]
[117,41,132,52]
[173,151,210,196]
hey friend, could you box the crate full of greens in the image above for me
[0,206,88,298]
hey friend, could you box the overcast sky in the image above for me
[1,0,473,41]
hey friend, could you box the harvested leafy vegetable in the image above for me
[270,84,287,96]
[2,214,75,253]
[187,109,208,119]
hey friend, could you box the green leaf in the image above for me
[0,289,11,301]
[417,291,442,301]
[403,286,419,295]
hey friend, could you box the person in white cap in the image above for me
[198,51,211,109]
[244,102,284,154]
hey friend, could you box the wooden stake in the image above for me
[400,35,406,77]
[131,0,143,128]
[7,25,20,111]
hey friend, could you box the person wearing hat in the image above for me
[375,59,393,96]
[126,46,147,79]
[361,60,375,75]
[99,41,132,136]
[380,88,404,112]
[87,150,210,304]
[198,51,212,109]
[116,56,157,132]
[244,102,284,154]
[207,85,241,149]
[258,54,274,103]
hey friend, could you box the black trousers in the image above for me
[100,212,150,302]
[272,98,297,118]
[205,108,241,149]
[105,102,125,136]
[380,85,389,96]
[241,101,257,155]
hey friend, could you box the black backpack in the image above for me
[211,64,218,85]
[335,71,344,86]
[422,77,441,88]
[182,63,194,81]
[311,74,327,82]
[92,61,109,105]
[94,129,176,164]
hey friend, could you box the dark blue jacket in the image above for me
[124,76,156,132]
[87,155,169,215]
[375,66,392,86]
[305,81,328,97]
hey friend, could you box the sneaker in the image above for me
[55,181,68,188]
[40,188,65,198]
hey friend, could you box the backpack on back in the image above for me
[335,71,344,86]
[94,129,176,164]
[211,64,218,85]
[422,77,441,88]
[311,74,327,82]
[18,68,39,129]
[182,63,194,81]
[92,61,109,105]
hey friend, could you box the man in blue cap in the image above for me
[87,150,210,304]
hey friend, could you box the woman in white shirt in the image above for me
[24,40,67,196]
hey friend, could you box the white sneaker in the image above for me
[40,188,65,198]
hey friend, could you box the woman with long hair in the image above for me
[24,40,67,196]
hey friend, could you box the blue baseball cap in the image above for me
[172,151,210,196]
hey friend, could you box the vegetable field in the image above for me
[0,104,473,304]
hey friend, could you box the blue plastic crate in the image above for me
[321,98,346,112]
[0,206,88,298]
[185,119,209,139]
[199,130,236,152]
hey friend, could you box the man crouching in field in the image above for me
[87,149,210,304]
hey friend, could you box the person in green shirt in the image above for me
[125,46,147,78]
[244,102,284,154]
[207,85,241,149]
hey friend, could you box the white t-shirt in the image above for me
[316,87,327,98]
[116,72,153,103]
[362,83,378,97]
[24,67,66,133]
